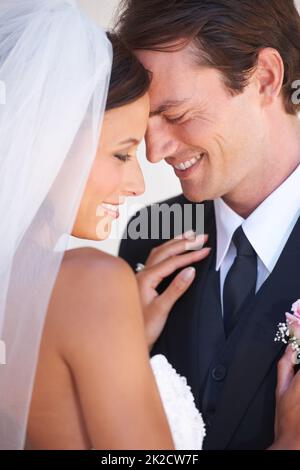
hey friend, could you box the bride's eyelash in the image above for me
[114,154,132,162]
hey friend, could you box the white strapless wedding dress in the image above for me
[150,355,206,450]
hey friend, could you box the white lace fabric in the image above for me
[150,355,206,450]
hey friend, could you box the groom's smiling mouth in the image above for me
[167,153,206,179]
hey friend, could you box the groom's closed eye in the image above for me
[149,98,190,118]
[164,112,189,124]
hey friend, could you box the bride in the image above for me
[0,0,298,451]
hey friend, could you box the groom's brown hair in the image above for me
[116,0,300,115]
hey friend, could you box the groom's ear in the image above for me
[254,47,284,107]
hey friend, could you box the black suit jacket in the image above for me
[119,194,300,450]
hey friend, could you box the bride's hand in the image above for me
[136,231,211,351]
[270,346,300,450]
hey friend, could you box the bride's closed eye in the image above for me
[114,153,132,162]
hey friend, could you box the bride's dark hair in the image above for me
[106,32,151,111]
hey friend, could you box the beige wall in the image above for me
[78,0,120,28]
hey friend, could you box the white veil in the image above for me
[0,0,112,449]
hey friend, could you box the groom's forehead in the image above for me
[135,48,223,116]
[135,49,197,110]
[135,47,196,79]
[137,46,207,90]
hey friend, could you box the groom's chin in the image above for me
[181,179,226,204]
[180,183,208,204]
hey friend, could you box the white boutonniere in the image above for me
[275,300,300,364]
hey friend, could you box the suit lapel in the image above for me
[156,201,223,402]
[193,203,226,395]
[204,216,300,449]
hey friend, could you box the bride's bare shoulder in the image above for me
[44,249,142,366]
[59,247,136,291]
[49,247,138,321]
[62,247,131,274]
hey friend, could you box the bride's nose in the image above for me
[123,158,145,197]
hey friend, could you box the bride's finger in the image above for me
[147,231,197,261]
[157,230,197,245]
[174,230,197,241]
[149,230,196,250]
[153,267,197,319]
[146,234,209,268]
[142,247,211,290]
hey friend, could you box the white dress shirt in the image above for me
[214,164,300,312]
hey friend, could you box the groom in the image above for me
[117,0,300,449]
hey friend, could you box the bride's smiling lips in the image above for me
[100,202,122,219]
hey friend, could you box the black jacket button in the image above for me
[211,365,227,381]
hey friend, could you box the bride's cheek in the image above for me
[93,158,123,198]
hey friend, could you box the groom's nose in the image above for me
[146,117,178,164]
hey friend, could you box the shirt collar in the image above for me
[214,197,244,271]
[214,164,300,272]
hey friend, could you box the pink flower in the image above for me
[286,309,300,339]
[275,300,300,362]
[291,299,300,319]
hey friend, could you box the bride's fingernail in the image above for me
[183,230,196,240]
[182,267,196,281]
[185,234,208,249]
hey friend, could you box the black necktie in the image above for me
[223,226,257,337]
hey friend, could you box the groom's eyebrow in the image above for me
[150,99,189,117]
